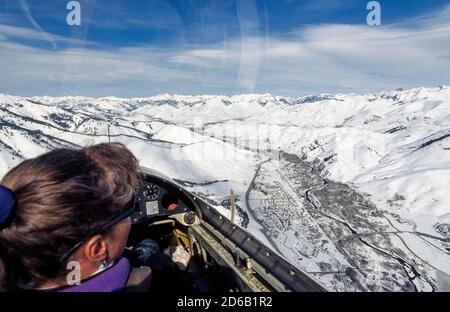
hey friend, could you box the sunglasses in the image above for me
[58,193,136,263]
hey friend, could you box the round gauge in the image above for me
[143,183,159,201]
[183,212,197,225]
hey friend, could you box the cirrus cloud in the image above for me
[0,4,449,97]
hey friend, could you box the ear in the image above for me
[83,234,109,262]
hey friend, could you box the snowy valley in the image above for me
[0,86,449,291]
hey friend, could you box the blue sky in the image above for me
[0,0,449,97]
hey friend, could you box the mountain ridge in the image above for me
[1,84,449,291]
[2,85,448,110]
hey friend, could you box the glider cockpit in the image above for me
[126,167,326,292]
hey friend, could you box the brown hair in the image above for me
[0,143,139,290]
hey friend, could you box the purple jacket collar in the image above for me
[59,257,131,292]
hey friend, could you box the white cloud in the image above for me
[0,24,92,46]
[169,6,450,95]
[0,5,449,97]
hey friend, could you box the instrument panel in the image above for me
[132,178,199,226]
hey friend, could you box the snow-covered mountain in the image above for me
[1,86,449,291]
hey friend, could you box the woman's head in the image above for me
[0,143,139,289]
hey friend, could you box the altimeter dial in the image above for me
[143,183,160,201]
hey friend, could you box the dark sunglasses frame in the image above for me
[58,193,136,263]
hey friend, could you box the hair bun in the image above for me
[0,185,16,229]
